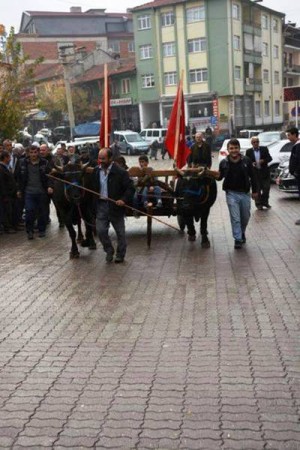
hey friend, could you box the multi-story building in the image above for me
[283,23,300,124]
[132,0,284,133]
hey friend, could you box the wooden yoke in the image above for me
[128,166,220,180]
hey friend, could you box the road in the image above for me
[0,154,300,449]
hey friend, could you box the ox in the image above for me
[51,161,96,258]
[175,170,217,247]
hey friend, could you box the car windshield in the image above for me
[126,134,144,143]
[259,133,280,143]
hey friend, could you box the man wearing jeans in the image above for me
[218,139,258,249]
[17,145,53,240]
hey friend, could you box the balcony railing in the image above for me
[284,64,300,74]
[244,77,262,92]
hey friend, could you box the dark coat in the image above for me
[93,163,135,216]
[188,141,212,168]
[245,146,272,177]
[17,157,50,193]
[0,163,17,199]
[289,142,300,177]
[219,155,258,193]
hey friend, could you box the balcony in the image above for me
[244,49,262,65]
[284,64,300,74]
[244,77,262,92]
[243,21,262,37]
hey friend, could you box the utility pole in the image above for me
[58,44,76,141]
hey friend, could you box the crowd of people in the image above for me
[0,126,299,261]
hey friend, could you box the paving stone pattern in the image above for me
[0,165,300,449]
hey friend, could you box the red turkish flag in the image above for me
[165,86,190,168]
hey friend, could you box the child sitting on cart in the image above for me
[134,155,162,208]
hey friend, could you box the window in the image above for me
[273,45,279,58]
[262,42,268,57]
[162,41,176,57]
[111,81,118,95]
[138,15,151,30]
[234,65,241,80]
[275,100,280,116]
[273,18,278,32]
[121,78,131,94]
[274,71,280,84]
[108,41,120,53]
[142,74,155,88]
[263,69,269,82]
[233,35,241,50]
[186,6,205,23]
[189,68,208,83]
[161,12,175,27]
[140,44,153,60]
[164,72,177,86]
[262,14,268,29]
[188,38,206,53]
[264,100,270,116]
[255,100,261,117]
[128,41,135,53]
[232,4,240,20]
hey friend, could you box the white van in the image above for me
[140,128,167,145]
[239,129,263,139]
[112,131,149,155]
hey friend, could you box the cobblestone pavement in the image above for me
[0,156,300,449]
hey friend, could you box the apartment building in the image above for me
[283,23,300,124]
[132,0,284,133]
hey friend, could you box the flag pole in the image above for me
[173,70,184,168]
[104,64,108,147]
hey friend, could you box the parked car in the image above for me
[276,160,299,194]
[112,131,149,155]
[140,128,167,145]
[38,128,52,138]
[239,129,263,139]
[52,126,71,144]
[266,140,294,183]
[52,138,99,156]
[257,131,286,147]
[218,138,252,162]
[33,133,54,150]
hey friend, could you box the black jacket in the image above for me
[93,163,135,216]
[245,146,272,177]
[289,141,300,177]
[219,155,257,193]
[0,163,17,198]
[187,141,212,168]
[17,157,50,193]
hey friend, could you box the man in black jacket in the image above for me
[287,126,300,225]
[218,139,258,249]
[0,150,18,234]
[17,145,53,239]
[93,148,135,263]
[246,136,272,209]
[187,132,212,168]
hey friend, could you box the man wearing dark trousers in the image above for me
[287,127,300,224]
[93,148,134,263]
[246,136,272,210]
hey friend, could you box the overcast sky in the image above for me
[1,0,300,32]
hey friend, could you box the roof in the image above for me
[34,64,63,81]
[23,10,132,18]
[132,0,186,11]
[73,61,136,84]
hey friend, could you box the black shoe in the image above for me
[201,236,210,248]
[234,240,243,249]
[263,204,271,209]
[38,231,46,238]
[188,234,196,242]
[106,253,114,263]
[27,232,34,240]
[256,205,263,210]
[295,219,300,225]
[242,233,246,243]
[115,256,124,263]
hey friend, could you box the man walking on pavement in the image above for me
[93,148,134,263]
[246,136,272,210]
[286,127,300,225]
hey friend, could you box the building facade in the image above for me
[283,24,300,124]
[132,0,284,133]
